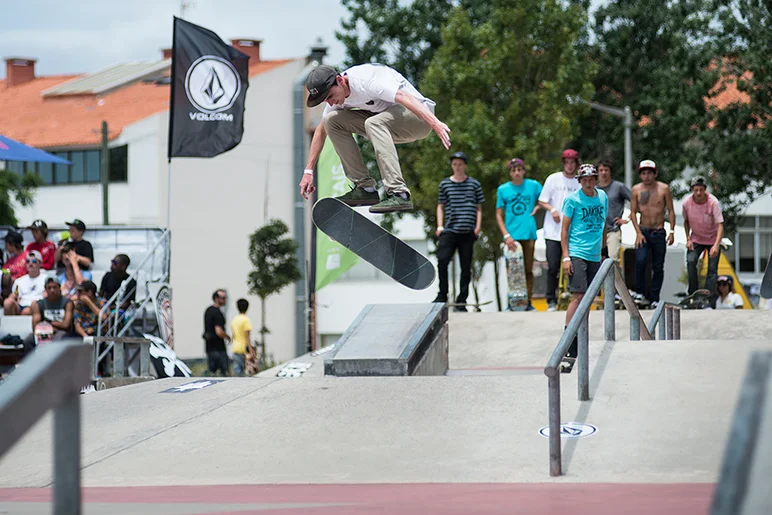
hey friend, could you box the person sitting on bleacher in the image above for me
[99,254,136,307]
[2,230,29,282]
[58,244,90,301]
[54,219,94,273]
[4,250,47,316]
[31,278,75,341]
[25,220,56,270]
[73,280,107,337]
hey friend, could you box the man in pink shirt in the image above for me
[682,176,724,305]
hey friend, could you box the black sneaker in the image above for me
[335,187,380,206]
[432,296,447,303]
[454,305,468,312]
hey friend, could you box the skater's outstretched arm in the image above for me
[299,123,328,199]
[496,208,517,251]
[394,91,451,149]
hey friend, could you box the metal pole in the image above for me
[624,106,633,190]
[54,393,81,514]
[578,313,590,401]
[100,121,110,225]
[548,373,562,476]
[674,308,681,340]
[666,307,674,341]
[630,314,641,341]
[603,271,615,341]
[166,161,171,229]
[658,311,666,340]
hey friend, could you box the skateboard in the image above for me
[503,244,528,311]
[312,197,436,290]
[34,321,54,347]
[761,253,772,299]
[677,288,712,310]
[445,300,493,312]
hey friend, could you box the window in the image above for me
[54,153,69,184]
[6,161,23,176]
[38,162,53,184]
[760,233,772,273]
[109,145,128,182]
[737,233,755,273]
[70,151,85,183]
[86,150,101,182]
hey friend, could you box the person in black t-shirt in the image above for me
[55,219,94,272]
[203,289,231,376]
[99,254,136,306]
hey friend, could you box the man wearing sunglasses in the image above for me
[99,254,136,306]
[4,250,46,316]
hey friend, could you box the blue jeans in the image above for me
[687,244,719,299]
[232,353,246,376]
[635,227,666,302]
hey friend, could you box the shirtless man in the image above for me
[629,160,675,307]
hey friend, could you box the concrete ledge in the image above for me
[325,303,448,376]
[95,377,155,391]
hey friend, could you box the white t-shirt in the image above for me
[716,293,743,309]
[322,64,435,117]
[538,172,581,241]
[12,274,47,307]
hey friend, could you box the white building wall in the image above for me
[14,183,131,226]
[169,60,305,361]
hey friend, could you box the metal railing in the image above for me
[710,351,771,514]
[648,300,681,340]
[543,259,681,476]
[95,230,170,377]
[0,342,91,514]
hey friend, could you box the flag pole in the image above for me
[167,159,172,228]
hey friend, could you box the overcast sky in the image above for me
[3,0,604,78]
[2,0,351,77]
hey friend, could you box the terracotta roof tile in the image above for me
[0,59,295,149]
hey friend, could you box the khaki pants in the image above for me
[607,230,622,263]
[323,105,432,194]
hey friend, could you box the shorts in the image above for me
[569,257,601,293]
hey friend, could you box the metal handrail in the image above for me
[543,259,679,477]
[648,301,682,340]
[710,351,771,514]
[0,342,91,513]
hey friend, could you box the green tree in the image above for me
[247,219,302,352]
[572,0,718,186]
[413,1,595,308]
[700,1,772,230]
[0,170,42,226]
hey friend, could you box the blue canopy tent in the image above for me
[0,134,71,165]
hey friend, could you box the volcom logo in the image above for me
[184,55,241,120]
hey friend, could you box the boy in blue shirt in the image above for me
[561,164,608,359]
[496,158,542,309]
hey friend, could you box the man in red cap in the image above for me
[538,149,581,311]
[629,159,676,308]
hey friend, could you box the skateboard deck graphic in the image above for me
[504,244,528,311]
[312,197,436,290]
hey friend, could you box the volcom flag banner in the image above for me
[168,17,250,158]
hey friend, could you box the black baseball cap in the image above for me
[305,65,338,107]
[28,219,48,231]
[690,176,707,188]
[65,219,87,231]
[3,229,23,245]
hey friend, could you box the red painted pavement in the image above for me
[0,483,715,514]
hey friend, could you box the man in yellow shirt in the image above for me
[230,299,254,376]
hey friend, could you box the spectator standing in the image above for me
[26,220,56,270]
[203,289,231,376]
[73,280,107,337]
[230,298,254,376]
[629,160,676,307]
[55,219,94,272]
[32,278,75,339]
[495,158,542,310]
[560,164,608,359]
[596,160,631,263]
[538,149,582,311]
[433,151,485,311]
[715,275,743,310]
[4,250,47,316]
[682,176,724,305]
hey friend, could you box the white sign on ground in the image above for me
[539,422,597,438]
[161,379,224,393]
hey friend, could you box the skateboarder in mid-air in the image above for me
[298,64,451,213]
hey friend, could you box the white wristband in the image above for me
[303,169,314,176]
[503,234,511,240]
[438,226,444,231]
[550,208,557,214]
[563,257,571,262]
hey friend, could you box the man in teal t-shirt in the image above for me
[496,158,543,308]
[560,163,608,359]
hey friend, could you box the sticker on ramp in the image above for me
[276,362,312,377]
[539,422,597,438]
[161,379,224,393]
